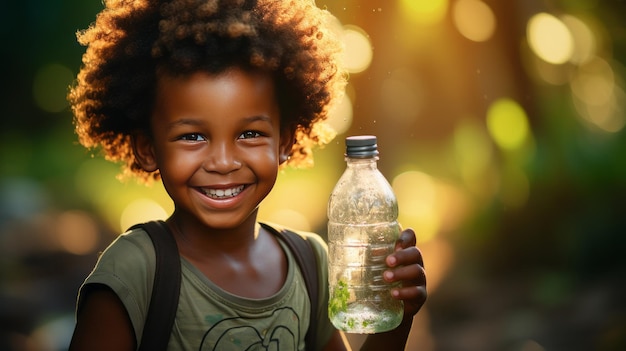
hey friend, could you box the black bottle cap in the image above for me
[345,135,379,158]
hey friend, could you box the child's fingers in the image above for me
[392,281,427,299]
[393,281,427,311]
[386,263,427,315]
[386,228,428,316]
[386,245,424,268]
[383,260,425,285]
[395,228,417,250]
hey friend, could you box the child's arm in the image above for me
[69,285,136,351]
[321,330,352,350]
[357,317,415,350]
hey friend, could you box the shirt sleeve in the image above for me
[76,228,156,345]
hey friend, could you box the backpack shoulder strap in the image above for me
[259,222,319,351]
[128,220,181,351]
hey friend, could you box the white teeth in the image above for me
[203,185,245,199]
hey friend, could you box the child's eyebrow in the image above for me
[167,118,204,128]
[242,115,273,124]
[166,115,273,128]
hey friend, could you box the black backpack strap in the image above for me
[260,223,319,351]
[128,220,181,351]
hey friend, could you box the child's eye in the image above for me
[239,131,262,139]
[178,133,206,142]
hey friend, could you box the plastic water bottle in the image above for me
[327,135,404,334]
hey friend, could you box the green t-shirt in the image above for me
[77,224,334,351]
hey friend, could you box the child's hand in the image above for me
[383,228,427,318]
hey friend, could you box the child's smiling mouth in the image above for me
[199,185,246,199]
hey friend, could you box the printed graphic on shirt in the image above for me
[199,307,303,350]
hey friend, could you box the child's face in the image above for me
[137,68,291,229]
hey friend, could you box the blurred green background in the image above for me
[1,0,625,350]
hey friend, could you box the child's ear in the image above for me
[278,129,295,164]
[132,132,158,172]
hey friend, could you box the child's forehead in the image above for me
[153,68,280,109]
[155,65,275,84]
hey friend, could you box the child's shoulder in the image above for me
[291,228,328,254]
[117,224,154,247]
[97,225,157,266]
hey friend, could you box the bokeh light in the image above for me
[75,159,133,230]
[452,0,496,42]
[399,0,449,26]
[391,169,469,245]
[453,119,495,195]
[392,171,440,242]
[570,57,615,107]
[527,13,574,65]
[486,98,531,151]
[570,57,626,133]
[55,210,100,255]
[419,238,455,293]
[326,93,354,135]
[260,166,336,231]
[32,63,74,113]
[75,158,173,232]
[561,14,597,66]
[341,25,373,74]
[530,54,571,86]
[120,198,168,231]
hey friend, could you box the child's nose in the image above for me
[202,141,242,173]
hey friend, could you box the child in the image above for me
[68,0,427,350]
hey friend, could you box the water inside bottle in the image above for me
[327,222,403,333]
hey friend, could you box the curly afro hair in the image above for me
[69,0,346,181]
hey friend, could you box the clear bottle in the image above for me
[327,135,404,334]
